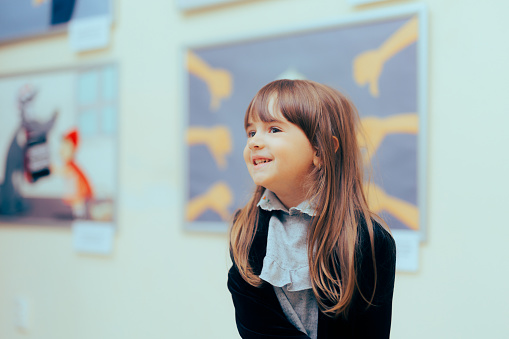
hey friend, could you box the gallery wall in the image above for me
[1,0,508,338]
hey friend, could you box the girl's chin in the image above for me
[251,177,270,188]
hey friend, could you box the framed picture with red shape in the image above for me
[0,64,119,228]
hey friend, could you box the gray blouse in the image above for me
[258,190,318,339]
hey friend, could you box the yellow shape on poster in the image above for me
[187,51,233,111]
[364,181,419,231]
[187,125,232,169]
[186,181,233,221]
[358,113,418,163]
[353,16,419,97]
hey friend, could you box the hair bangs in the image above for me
[244,80,319,140]
[244,86,279,129]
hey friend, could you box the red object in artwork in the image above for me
[63,128,79,148]
[65,161,93,201]
[62,128,93,203]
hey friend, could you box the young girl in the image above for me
[228,79,396,339]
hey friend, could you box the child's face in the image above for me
[243,99,319,206]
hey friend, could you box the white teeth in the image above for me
[254,159,270,165]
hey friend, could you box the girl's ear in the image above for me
[313,147,321,168]
[313,154,321,168]
[332,136,339,153]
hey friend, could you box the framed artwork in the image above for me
[176,0,251,11]
[183,4,428,249]
[0,64,118,228]
[0,0,112,44]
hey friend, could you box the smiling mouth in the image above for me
[253,159,272,165]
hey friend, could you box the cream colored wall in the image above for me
[1,0,508,338]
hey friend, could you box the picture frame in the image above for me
[0,64,119,229]
[182,3,428,249]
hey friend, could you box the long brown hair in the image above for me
[229,79,379,317]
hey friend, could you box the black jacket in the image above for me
[228,208,396,338]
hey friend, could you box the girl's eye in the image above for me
[247,131,256,138]
[269,127,281,133]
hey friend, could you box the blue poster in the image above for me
[185,13,424,235]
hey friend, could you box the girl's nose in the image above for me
[248,134,264,149]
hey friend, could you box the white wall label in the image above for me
[392,229,420,272]
[72,221,114,255]
[69,15,111,52]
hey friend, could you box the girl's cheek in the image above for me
[243,145,250,165]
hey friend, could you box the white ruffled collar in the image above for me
[259,256,312,291]
[257,189,316,217]
[257,189,314,291]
